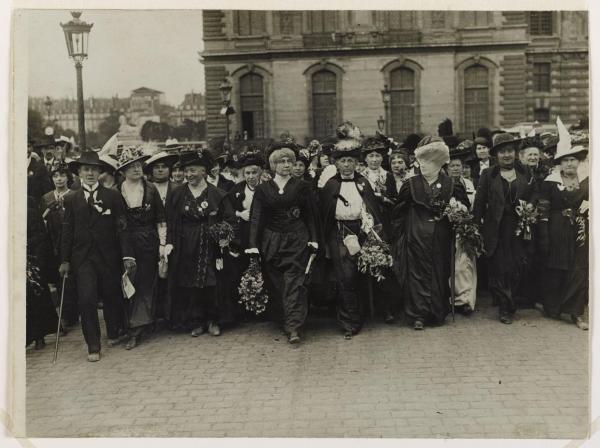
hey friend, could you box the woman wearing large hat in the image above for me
[144,151,179,206]
[319,122,390,338]
[392,136,470,330]
[473,132,534,324]
[246,142,319,344]
[115,147,166,349]
[537,118,589,330]
[165,150,235,336]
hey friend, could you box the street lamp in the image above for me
[377,115,385,133]
[61,11,93,151]
[219,78,234,150]
[44,96,53,123]
[381,84,391,135]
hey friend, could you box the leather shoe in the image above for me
[500,315,512,324]
[125,336,138,350]
[34,338,46,350]
[571,315,589,331]
[87,352,101,362]
[191,326,205,337]
[208,322,221,337]
[288,331,300,344]
[344,331,353,340]
[460,304,474,316]
[107,333,129,347]
[413,320,424,330]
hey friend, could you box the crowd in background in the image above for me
[25,117,589,361]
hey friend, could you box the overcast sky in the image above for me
[26,9,205,105]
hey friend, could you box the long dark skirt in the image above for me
[26,283,58,345]
[216,249,247,324]
[128,228,159,330]
[174,286,218,328]
[260,227,309,333]
[543,267,588,318]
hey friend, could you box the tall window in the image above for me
[239,73,264,139]
[530,12,553,35]
[388,11,415,30]
[534,107,550,123]
[309,11,336,33]
[533,62,551,92]
[235,11,266,36]
[312,70,337,139]
[390,68,416,138]
[461,11,491,27]
[464,65,489,133]
[431,11,446,29]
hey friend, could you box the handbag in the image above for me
[343,234,361,256]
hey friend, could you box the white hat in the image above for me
[554,116,588,163]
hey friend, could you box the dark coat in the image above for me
[472,164,534,258]
[40,190,76,257]
[226,181,253,250]
[27,158,53,204]
[468,157,496,188]
[210,175,235,193]
[61,185,134,271]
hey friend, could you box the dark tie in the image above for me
[85,188,96,208]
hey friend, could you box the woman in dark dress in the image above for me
[165,150,235,336]
[27,196,59,349]
[392,137,469,330]
[116,147,166,349]
[473,133,535,324]
[247,144,319,343]
[538,144,589,330]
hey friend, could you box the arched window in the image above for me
[390,67,415,139]
[312,70,338,139]
[464,65,489,134]
[239,73,264,139]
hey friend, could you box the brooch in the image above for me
[201,201,209,209]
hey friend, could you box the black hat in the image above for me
[239,151,265,169]
[179,150,214,170]
[542,135,559,155]
[491,133,522,156]
[400,133,421,155]
[361,136,388,158]
[443,135,460,150]
[68,151,106,174]
[519,136,543,152]
[49,161,71,176]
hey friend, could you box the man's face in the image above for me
[476,144,490,161]
[152,162,170,182]
[335,156,357,177]
[78,165,101,186]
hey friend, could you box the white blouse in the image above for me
[335,180,363,221]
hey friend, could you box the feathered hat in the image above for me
[117,146,151,172]
[331,121,362,159]
[553,116,588,164]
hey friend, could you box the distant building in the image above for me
[168,92,206,126]
[129,87,164,124]
[201,10,589,143]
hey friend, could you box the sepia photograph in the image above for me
[6,3,595,443]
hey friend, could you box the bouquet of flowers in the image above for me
[209,221,235,270]
[444,198,485,259]
[26,257,43,297]
[515,200,540,240]
[576,199,589,247]
[357,207,393,281]
[238,258,269,314]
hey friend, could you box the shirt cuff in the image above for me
[123,257,136,262]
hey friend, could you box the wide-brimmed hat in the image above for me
[361,136,388,158]
[331,122,362,160]
[49,161,71,176]
[238,151,265,169]
[473,136,490,147]
[143,151,179,174]
[179,149,214,169]
[491,133,521,155]
[99,154,119,174]
[553,116,588,164]
[117,146,151,172]
[449,140,473,161]
[554,145,588,164]
[68,150,106,174]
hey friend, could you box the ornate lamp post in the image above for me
[60,11,93,151]
[380,84,391,135]
[219,78,234,150]
[377,115,385,133]
[44,96,53,124]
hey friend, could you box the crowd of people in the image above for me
[25,118,590,362]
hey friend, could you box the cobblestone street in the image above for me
[25,295,588,439]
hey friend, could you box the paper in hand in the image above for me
[122,272,136,299]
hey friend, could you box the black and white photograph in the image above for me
[3,2,598,445]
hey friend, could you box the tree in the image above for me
[98,111,121,140]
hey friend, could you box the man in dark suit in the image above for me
[27,140,53,204]
[59,151,136,361]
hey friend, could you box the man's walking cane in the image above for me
[450,230,456,323]
[52,274,67,364]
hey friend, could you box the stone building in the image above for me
[201,10,588,143]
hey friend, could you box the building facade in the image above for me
[168,92,207,126]
[201,10,588,143]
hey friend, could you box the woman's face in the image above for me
[274,156,293,177]
[390,157,407,176]
[365,152,383,170]
[496,147,516,168]
[523,147,540,167]
[185,165,207,186]
[52,172,68,189]
[336,156,358,178]
[292,161,306,178]
[152,162,170,183]
[124,161,144,181]
[319,154,330,167]
[447,159,463,178]
[560,156,580,176]
[476,144,490,160]
[243,165,261,188]
[172,167,185,183]
[463,165,472,179]
[417,159,440,179]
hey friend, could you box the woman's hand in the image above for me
[307,242,319,252]
[236,209,250,222]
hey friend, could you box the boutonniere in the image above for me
[287,206,301,219]
[201,201,209,209]
[235,192,241,198]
